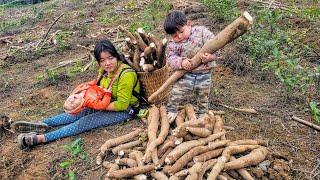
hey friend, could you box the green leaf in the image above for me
[71,138,83,148]
[59,161,71,169]
[309,101,320,123]
[71,146,82,156]
[68,171,76,180]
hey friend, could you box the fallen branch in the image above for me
[0,36,14,43]
[219,104,258,114]
[292,116,320,131]
[82,54,95,72]
[49,56,88,71]
[36,13,64,49]
[77,44,93,52]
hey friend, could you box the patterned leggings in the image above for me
[42,108,132,142]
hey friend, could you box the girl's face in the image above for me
[99,51,118,73]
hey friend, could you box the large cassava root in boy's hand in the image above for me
[148,11,254,102]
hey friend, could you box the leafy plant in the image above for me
[67,62,83,78]
[55,31,73,51]
[63,138,88,159]
[58,138,88,180]
[202,0,320,102]
[128,0,171,33]
[0,16,28,33]
[201,0,239,21]
[309,101,320,123]
[99,13,120,25]
[45,69,59,85]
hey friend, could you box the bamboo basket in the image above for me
[137,65,169,104]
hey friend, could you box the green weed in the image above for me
[125,0,137,9]
[55,31,73,51]
[35,74,44,82]
[0,16,29,33]
[59,138,88,180]
[309,101,320,123]
[0,6,4,16]
[45,69,59,84]
[127,0,171,33]
[0,2,25,9]
[67,62,83,78]
[202,0,319,101]
[99,13,120,25]
[201,0,239,21]
[300,7,320,20]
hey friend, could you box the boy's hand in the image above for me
[182,58,192,71]
[200,53,215,64]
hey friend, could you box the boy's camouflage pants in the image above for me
[167,71,212,117]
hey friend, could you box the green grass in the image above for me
[0,16,29,33]
[201,0,239,21]
[55,30,73,51]
[99,13,121,25]
[202,0,320,121]
[309,101,320,123]
[127,0,172,33]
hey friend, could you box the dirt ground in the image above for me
[0,0,319,179]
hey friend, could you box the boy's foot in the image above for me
[11,121,49,133]
[17,132,38,150]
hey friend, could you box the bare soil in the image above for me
[0,0,319,179]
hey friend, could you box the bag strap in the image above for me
[106,64,125,90]
[118,67,149,106]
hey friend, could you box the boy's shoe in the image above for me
[17,132,38,150]
[11,121,49,133]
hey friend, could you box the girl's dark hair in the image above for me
[164,11,187,34]
[94,39,126,63]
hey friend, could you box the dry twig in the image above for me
[36,13,64,49]
[219,104,258,114]
[292,116,320,131]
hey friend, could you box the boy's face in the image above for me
[171,23,192,43]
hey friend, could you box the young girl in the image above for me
[13,39,140,150]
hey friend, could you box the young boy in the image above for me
[164,10,221,118]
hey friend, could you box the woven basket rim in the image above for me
[137,64,168,75]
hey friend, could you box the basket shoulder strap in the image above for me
[119,67,149,106]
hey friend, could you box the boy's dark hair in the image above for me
[94,39,126,63]
[164,11,187,35]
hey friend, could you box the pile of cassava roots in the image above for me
[96,104,269,180]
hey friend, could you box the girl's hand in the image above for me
[182,58,192,71]
[106,87,112,93]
